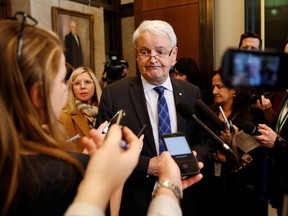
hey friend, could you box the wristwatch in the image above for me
[152,180,182,202]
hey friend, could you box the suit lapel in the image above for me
[129,77,157,155]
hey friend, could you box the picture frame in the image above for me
[51,7,94,71]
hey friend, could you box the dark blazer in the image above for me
[96,75,211,216]
[64,32,83,68]
[9,153,89,216]
[269,91,288,214]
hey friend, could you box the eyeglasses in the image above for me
[13,12,38,63]
[72,79,94,87]
[137,47,174,60]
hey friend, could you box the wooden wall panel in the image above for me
[136,4,199,69]
[0,0,12,19]
[141,0,197,11]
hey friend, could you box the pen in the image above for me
[121,124,147,150]
[66,134,81,142]
[137,124,147,138]
[120,140,129,150]
[219,106,230,130]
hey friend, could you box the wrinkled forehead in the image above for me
[136,31,172,49]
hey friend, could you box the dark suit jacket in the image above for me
[96,75,211,216]
[64,32,83,68]
[269,91,288,213]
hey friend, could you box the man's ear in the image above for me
[30,82,44,110]
[172,46,178,62]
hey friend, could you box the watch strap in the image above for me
[152,180,182,202]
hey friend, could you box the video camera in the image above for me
[221,48,288,90]
[103,55,126,84]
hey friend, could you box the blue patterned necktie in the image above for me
[154,86,171,153]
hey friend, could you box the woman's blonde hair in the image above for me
[0,19,83,215]
[63,66,102,113]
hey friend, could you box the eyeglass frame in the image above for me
[137,47,175,60]
[13,12,38,63]
[72,79,94,87]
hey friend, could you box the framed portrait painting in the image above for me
[51,7,94,71]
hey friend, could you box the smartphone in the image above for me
[102,109,126,134]
[221,48,288,89]
[162,132,200,177]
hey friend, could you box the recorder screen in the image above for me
[232,52,280,87]
[163,136,191,155]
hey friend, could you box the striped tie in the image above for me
[154,86,171,153]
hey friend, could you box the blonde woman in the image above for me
[0,14,89,215]
[0,14,146,216]
[60,67,102,152]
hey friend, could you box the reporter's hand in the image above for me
[254,124,277,148]
[252,95,272,111]
[148,156,161,176]
[252,95,276,124]
[82,121,108,155]
[73,124,143,210]
[158,151,203,192]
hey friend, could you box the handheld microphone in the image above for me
[241,122,262,136]
[176,102,234,155]
[194,99,225,131]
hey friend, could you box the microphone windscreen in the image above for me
[241,121,261,136]
[176,102,196,120]
[194,99,226,131]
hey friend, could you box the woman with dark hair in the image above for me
[204,68,269,216]
[171,57,213,105]
[171,57,200,84]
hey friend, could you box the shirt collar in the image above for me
[141,75,173,93]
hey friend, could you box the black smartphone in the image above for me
[102,109,126,134]
[221,48,288,89]
[162,132,200,177]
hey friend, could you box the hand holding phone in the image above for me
[162,132,200,177]
[102,109,126,134]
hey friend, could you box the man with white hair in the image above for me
[97,20,210,216]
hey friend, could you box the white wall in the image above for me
[121,16,136,77]
[11,0,105,81]
[214,0,245,68]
